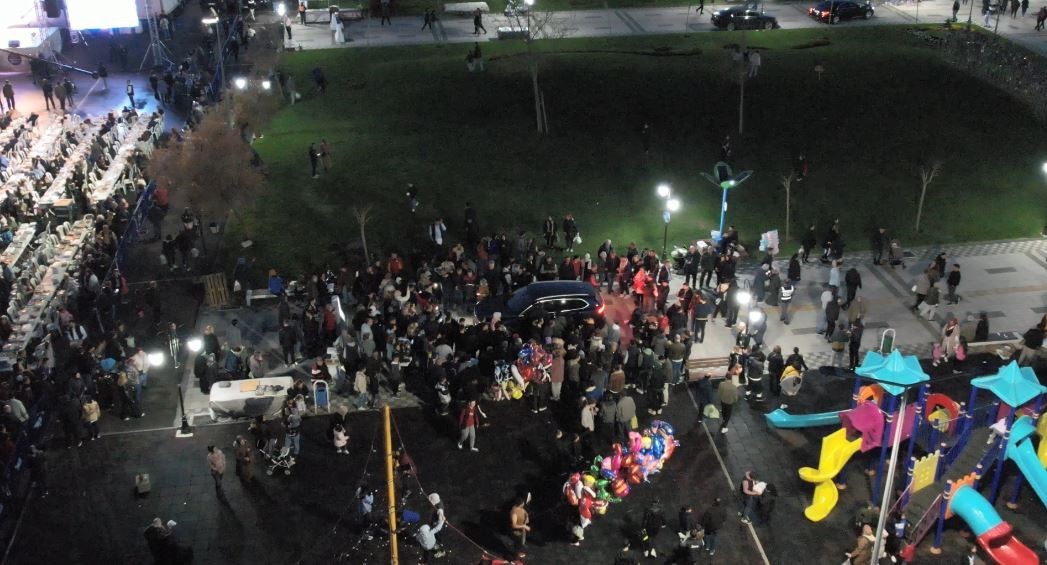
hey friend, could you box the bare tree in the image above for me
[781,171,796,241]
[352,205,373,262]
[915,161,942,233]
[147,111,267,246]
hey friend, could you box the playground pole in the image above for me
[930,481,952,554]
[901,385,929,509]
[850,375,863,410]
[871,391,909,565]
[383,405,400,565]
[988,406,1016,504]
[961,385,979,437]
[872,395,899,502]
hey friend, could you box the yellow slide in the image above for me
[798,428,863,522]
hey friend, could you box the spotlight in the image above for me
[187,337,203,353]
[748,310,764,324]
[147,351,166,368]
[261,80,271,90]
[276,2,287,16]
[656,184,671,199]
[666,198,681,213]
[735,290,751,306]
[234,77,247,89]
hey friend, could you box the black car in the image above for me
[808,0,874,23]
[474,280,605,325]
[711,7,780,30]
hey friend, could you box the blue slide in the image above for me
[950,485,1039,565]
[1005,416,1047,508]
[765,409,842,429]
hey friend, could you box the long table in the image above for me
[0,218,94,364]
[89,114,160,204]
[208,377,294,421]
[0,225,36,270]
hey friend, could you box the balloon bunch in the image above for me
[510,342,553,390]
[562,420,679,532]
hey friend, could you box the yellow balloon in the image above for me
[641,437,652,449]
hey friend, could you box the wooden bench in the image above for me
[444,2,490,15]
[202,273,230,308]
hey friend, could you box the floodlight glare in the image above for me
[202,17,219,25]
[262,80,272,90]
[1042,162,1047,174]
[666,198,681,213]
[525,0,535,5]
[234,77,247,89]
[147,351,166,368]
[735,290,751,305]
[276,2,287,16]
[656,184,671,198]
[748,310,764,324]
[187,337,203,353]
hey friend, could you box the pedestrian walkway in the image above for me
[279,0,1047,55]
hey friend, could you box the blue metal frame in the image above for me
[988,406,1016,503]
[901,385,929,509]
[873,394,899,502]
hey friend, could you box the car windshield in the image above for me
[506,287,534,314]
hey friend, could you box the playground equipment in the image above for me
[898,361,1047,563]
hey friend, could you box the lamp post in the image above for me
[524,0,543,134]
[700,162,752,240]
[656,184,681,259]
[203,16,234,126]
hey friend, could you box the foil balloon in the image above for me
[628,432,642,454]
[641,436,653,452]
[579,496,593,520]
[611,443,623,472]
[611,477,630,498]
[600,457,615,480]
[593,499,609,515]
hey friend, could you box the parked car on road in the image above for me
[711,6,780,30]
[808,0,874,23]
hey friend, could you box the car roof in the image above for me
[816,0,858,5]
[515,280,601,299]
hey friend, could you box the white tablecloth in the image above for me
[208,377,294,421]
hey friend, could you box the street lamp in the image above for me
[656,185,682,259]
[700,162,753,241]
[262,79,272,90]
[234,77,247,89]
[276,2,287,17]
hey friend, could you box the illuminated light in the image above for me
[748,310,764,324]
[234,77,247,89]
[262,80,272,90]
[666,198,681,213]
[735,290,751,305]
[187,337,203,353]
[202,16,219,25]
[276,2,287,16]
[147,351,165,368]
[656,184,671,198]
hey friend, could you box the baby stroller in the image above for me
[261,445,296,476]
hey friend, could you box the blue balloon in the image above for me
[651,436,665,459]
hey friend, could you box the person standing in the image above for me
[945,264,962,304]
[844,267,862,308]
[234,435,254,483]
[699,247,717,289]
[125,80,135,106]
[767,345,784,397]
[953,0,961,19]
[82,395,101,440]
[717,378,738,434]
[845,524,877,564]
[41,79,56,111]
[871,227,887,265]
[457,399,484,451]
[319,139,332,171]
[473,8,487,34]
[739,470,760,524]
[308,142,320,178]
[748,50,761,77]
[563,213,579,252]
[700,497,725,556]
[697,0,705,14]
[641,498,666,558]
[61,78,75,110]
[298,0,307,24]
[542,216,557,248]
[778,279,795,324]
[2,80,14,110]
[801,224,817,263]
[380,0,392,25]
[285,406,302,456]
[509,493,531,559]
[207,445,227,498]
[1037,6,1046,29]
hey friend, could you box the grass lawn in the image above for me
[243,26,1047,274]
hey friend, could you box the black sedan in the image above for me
[711,7,780,31]
[808,0,874,23]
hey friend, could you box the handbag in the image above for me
[831,341,845,352]
[955,344,966,361]
[629,415,638,429]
